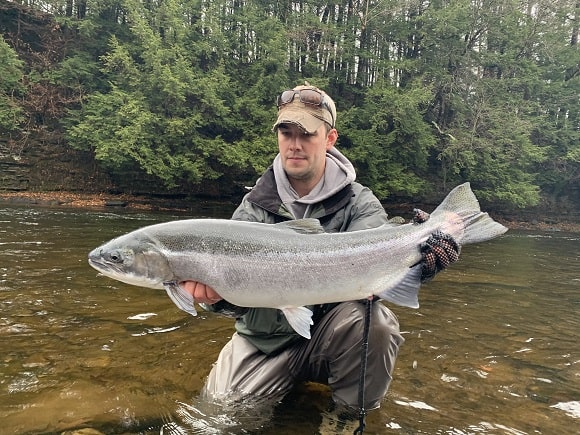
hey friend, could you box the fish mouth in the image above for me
[88,256,123,277]
[88,248,104,266]
[88,250,127,279]
[87,255,164,289]
[87,248,125,275]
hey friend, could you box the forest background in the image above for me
[0,0,578,217]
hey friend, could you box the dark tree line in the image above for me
[1,0,578,209]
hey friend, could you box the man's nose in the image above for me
[288,135,303,150]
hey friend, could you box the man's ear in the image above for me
[326,128,338,149]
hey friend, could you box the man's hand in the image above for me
[420,231,460,282]
[179,281,223,305]
[180,281,249,318]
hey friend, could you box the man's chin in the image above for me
[284,168,310,180]
[283,163,309,177]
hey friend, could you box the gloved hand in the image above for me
[420,230,460,282]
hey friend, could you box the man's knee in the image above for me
[330,302,403,347]
[370,303,404,346]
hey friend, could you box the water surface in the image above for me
[0,205,578,434]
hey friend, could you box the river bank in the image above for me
[1,190,578,233]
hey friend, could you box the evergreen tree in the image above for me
[0,37,24,134]
[5,0,579,209]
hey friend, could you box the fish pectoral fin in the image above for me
[281,306,314,339]
[376,264,422,309]
[164,281,198,316]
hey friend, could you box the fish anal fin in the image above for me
[164,281,198,316]
[281,306,314,339]
[376,265,422,309]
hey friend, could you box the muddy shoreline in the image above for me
[1,190,578,233]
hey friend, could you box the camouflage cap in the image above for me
[273,84,336,134]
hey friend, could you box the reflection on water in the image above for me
[0,205,578,434]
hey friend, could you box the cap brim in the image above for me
[272,106,326,134]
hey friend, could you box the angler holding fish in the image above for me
[89,83,506,433]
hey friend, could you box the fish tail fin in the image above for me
[377,264,422,309]
[431,183,508,245]
[281,307,314,339]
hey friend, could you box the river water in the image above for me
[0,204,578,434]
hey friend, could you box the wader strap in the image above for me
[354,297,373,435]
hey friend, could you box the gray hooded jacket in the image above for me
[207,148,391,354]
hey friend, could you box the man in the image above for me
[179,84,458,431]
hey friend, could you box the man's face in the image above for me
[277,123,338,184]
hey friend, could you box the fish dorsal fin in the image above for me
[274,218,326,235]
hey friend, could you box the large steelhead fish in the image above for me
[88,183,507,338]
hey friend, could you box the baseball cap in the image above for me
[273,84,336,134]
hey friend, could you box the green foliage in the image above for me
[65,0,294,190]
[0,38,24,133]
[340,81,435,199]
[436,76,547,207]
[12,0,580,210]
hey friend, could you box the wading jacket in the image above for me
[205,161,391,355]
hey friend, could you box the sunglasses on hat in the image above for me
[276,88,335,127]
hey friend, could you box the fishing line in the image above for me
[354,296,373,434]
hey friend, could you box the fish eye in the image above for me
[107,250,124,263]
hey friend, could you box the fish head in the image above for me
[88,232,172,289]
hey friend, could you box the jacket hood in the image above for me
[273,147,356,218]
